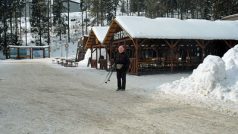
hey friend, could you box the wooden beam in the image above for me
[224,40,236,48]
[164,39,180,72]
[165,40,179,49]
[195,40,210,59]
[195,40,209,49]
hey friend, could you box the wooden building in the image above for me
[103,16,238,75]
[85,26,109,69]
[8,45,50,59]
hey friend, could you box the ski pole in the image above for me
[105,64,115,83]
[105,71,113,83]
[104,69,112,83]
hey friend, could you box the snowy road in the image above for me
[0,61,238,134]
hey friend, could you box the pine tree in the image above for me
[121,0,126,15]
[30,0,48,46]
[53,0,66,40]
[144,0,160,18]
[89,0,119,25]
[130,0,145,16]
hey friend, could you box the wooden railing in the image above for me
[120,56,202,75]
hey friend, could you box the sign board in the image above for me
[65,44,69,48]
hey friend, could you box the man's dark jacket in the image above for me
[115,52,130,72]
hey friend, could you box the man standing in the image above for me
[115,45,130,91]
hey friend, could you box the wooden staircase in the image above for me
[75,43,86,62]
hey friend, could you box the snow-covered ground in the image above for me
[1,45,238,115]
[52,44,238,115]
[2,60,238,133]
[1,45,238,133]
[1,11,238,119]
[156,45,238,115]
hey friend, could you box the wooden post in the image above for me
[99,46,102,69]
[43,48,45,58]
[28,48,30,59]
[196,40,209,60]
[17,48,20,59]
[90,45,93,68]
[99,46,102,58]
[109,42,113,68]
[30,48,32,59]
[48,47,50,58]
[96,48,98,69]
[165,40,179,72]
[106,46,108,70]
[134,39,140,75]
[224,40,236,48]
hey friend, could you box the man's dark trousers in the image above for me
[117,70,126,90]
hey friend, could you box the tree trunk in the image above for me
[15,7,18,44]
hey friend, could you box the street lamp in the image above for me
[25,0,27,46]
[80,0,87,36]
[67,0,70,43]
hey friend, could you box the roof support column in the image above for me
[96,48,98,69]
[224,40,236,48]
[17,48,20,59]
[165,40,180,72]
[90,45,93,68]
[43,48,45,58]
[106,46,108,70]
[196,40,209,59]
[99,47,102,69]
[48,47,51,58]
[134,39,140,75]
[30,48,33,59]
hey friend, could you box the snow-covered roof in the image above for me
[85,26,109,48]
[115,16,238,40]
[69,0,80,3]
[92,26,109,43]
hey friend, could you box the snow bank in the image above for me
[78,49,91,67]
[158,45,238,103]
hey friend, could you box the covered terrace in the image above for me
[103,16,238,75]
[85,26,109,69]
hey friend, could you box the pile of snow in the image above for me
[78,49,91,67]
[158,45,238,103]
